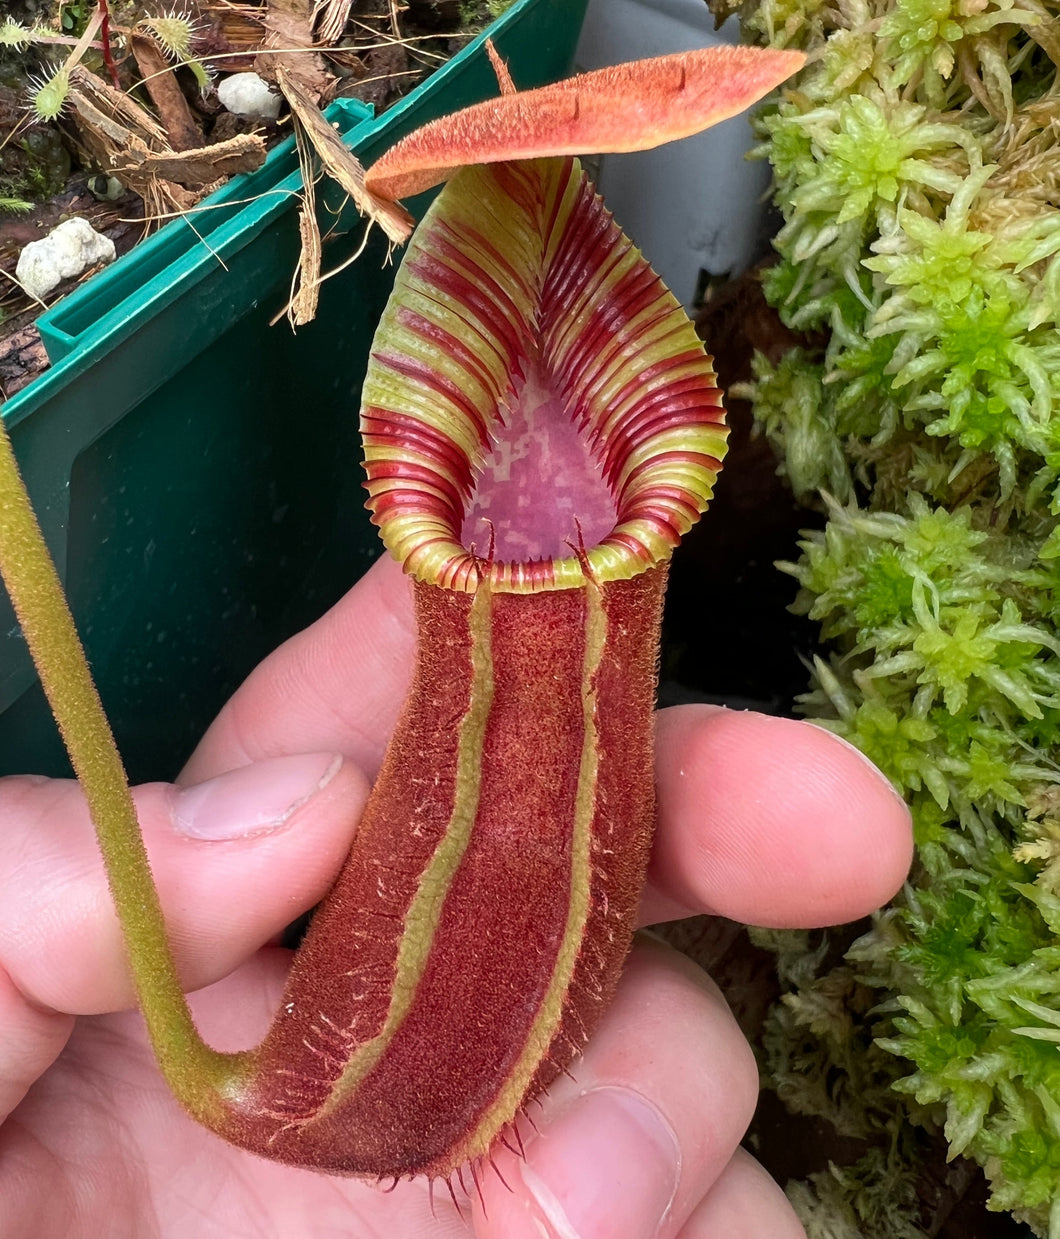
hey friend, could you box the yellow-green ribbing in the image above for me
[462,580,606,1150]
[315,582,496,1118]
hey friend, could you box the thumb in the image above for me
[0,753,370,1020]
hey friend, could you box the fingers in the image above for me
[3,949,476,1238]
[676,1148,806,1239]
[0,962,73,1123]
[180,558,910,933]
[181,553,415,785]
[474,939,759,1239]
[0,754,370,1019]
[645,706,913,928]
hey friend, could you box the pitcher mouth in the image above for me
[360,157,727,594]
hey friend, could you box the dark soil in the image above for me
[661,265,825,718]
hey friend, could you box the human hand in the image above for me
[0,553,912,1239]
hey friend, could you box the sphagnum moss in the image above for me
[724,0,1060,1229]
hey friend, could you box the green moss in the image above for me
[735,0,1060,1225]
[787,1145,928,1239]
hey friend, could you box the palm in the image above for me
[5,949,473,1239]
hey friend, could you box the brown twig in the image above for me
[129,31,202,151]
[388,0,404,38]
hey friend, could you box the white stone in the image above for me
[16,216,116,300]
[217,72,281,121]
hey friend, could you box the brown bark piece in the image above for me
[68,64,170,150]
[257,0,332,103]
[139,135,267,188]
[66,66,266,217]
[201,1,267,70]
[278,66,413,244]
[0,322,48,398]
[289,203,322,326]
[66,67,198,215]
[129,32,203,152]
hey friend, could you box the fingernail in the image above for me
[518,1087,680,1239]
[173,753,343,840]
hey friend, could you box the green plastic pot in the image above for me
[0,0,589,780]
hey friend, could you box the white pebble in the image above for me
[217,72,281,121]
[16,217,116,300]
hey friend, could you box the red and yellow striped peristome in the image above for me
[211,156,727,1180]
[361,157,726,593]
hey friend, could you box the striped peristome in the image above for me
[361,157,726,593]
[214,156,726,1181]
